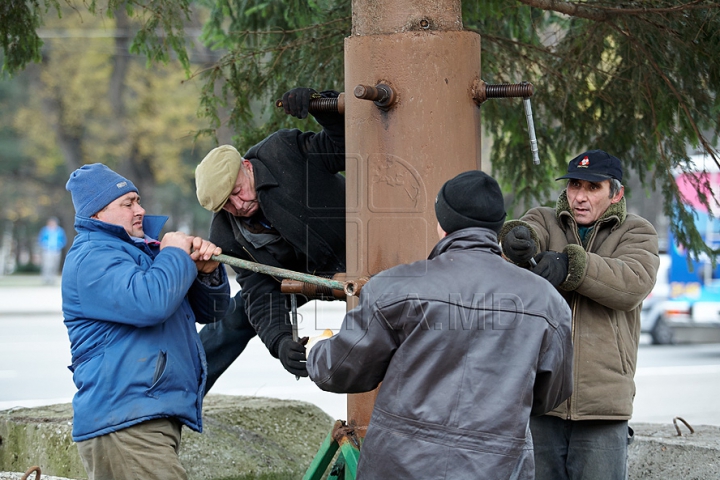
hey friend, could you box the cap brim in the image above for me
[556,172,613,182]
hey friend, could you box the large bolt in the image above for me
[354,84,396,109]
[275,93,345,115]
[472,80,534,105]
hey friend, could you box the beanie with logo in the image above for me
[66,163,138,217]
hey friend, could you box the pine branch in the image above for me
[517,0,720,21]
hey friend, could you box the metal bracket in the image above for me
[673,416,695,436]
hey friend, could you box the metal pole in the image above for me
[211,253,362,296]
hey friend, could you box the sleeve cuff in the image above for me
[560,244,586,291]
[197,267,225,287]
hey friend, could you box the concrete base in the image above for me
[629,422,720,479]
[3,401,720,479]
[0,395,334,480]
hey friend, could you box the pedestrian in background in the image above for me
[307,170,574,480]
[38,216,66,285]
[500,150,659,480]
[62,163,231,480]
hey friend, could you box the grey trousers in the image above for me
[76,418,187,480]
[530,415,632,480]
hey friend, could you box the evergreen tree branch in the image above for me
[517,0,720,21]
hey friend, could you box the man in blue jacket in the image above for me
[62,163,231,480]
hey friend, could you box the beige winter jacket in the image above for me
[499,191,659,420]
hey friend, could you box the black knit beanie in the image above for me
[434,170,507,234]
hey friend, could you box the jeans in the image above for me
[199,291,256,394]
[40,250,62,285]
[530,415,633,480]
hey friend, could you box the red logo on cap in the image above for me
[578,156,590,168]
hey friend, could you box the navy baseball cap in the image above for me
[556,150,623,183]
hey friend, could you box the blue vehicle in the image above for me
[641,155,720,344]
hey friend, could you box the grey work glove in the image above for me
[281,87,318,119]
[503,226,537,265]
[531,251,569,287]
[278,336,308,377]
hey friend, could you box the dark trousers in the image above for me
[199,291,256,394]
[530,415,633,480]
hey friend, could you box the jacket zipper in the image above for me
[565,216,612,419]
[568,294,578,419]
[567,218,583,420]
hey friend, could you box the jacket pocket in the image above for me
[612,319,628,375]
[69,341,105,373]
[151,350,167,387]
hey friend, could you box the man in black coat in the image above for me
[195,87,345,389]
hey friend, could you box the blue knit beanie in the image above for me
[66,163,138,217]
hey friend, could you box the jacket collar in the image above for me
[248,159,280,191]
[555,189,627,228]
[74,214,169,242]
[429,227,502,259]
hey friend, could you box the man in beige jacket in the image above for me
[499,150,659,480]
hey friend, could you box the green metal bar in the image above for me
[211,253,347,292]
[339,440,360,479]
[302,430,340,480]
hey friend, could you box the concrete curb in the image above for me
[3,401,720,479]
[629,422,720,479]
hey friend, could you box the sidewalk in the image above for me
[0,275,62,314]
[0,274,51,287]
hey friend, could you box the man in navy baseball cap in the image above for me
[499,148,658,480]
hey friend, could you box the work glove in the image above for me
[531,251,569,288]
[503,226,537,265]
[278,336,308,377]
[281,87,318,119]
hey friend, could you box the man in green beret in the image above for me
[195,87,345,387]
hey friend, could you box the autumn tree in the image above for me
[0,1,217,267]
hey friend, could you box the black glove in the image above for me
[277,336,308,377]
[503,226,537,265]
[281,87,318,119]
[531,251,569,287]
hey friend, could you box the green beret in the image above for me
[196,145,243,212]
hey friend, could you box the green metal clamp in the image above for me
[303,420,361,480]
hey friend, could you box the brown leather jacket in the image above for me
[500,192,659,420]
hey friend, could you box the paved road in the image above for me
[1,276,720,427]
[0,276,349,420]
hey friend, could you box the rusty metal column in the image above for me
[344,0,482,435]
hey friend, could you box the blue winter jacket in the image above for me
[61,214,230,442]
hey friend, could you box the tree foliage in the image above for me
[0,1,215,263]
[2,0,720,261]
[1,0,194,73]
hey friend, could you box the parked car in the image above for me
[640,254,673,344]
[659,281,720,344]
